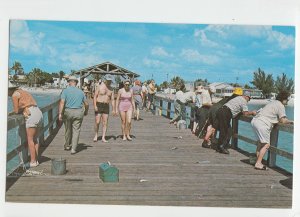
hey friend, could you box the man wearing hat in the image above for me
[93,74,116,143]
[213,91,256,154]
[59,76,89,154]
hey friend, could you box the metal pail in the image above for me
[179,122,186,130]
[51,158,66,175]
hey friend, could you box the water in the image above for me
[157,100,294,173]
[7,92,60,174]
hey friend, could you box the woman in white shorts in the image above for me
[251,91,293,170]
[8,83,43,168]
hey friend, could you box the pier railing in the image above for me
[153,95,293,172]
[7,99,60,175]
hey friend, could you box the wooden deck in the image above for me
[6,100,292,208]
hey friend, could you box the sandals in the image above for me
[254,164,268,170]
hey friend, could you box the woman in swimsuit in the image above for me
[116,80,136,141]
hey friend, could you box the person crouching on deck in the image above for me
[59,76,89,154]
[192,86,203,134]
[116,80,136,141]
[8,81,43,168]
[93,75,116,143]
[251,91,293,170]
[214,91,256,154]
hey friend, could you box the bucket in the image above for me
[249,154,257,165]
[51,158,66,175]
[179,122,186,130]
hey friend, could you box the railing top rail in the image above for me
[154,95,293,133]
[7,99,60,131]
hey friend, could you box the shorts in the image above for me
[25,106,43,128]
[95,102,109,115]
[148,93,155,103]
[251,118,272,144]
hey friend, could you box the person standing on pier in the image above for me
[192,86,203,134]
[116,80,136,141]
[142,81,148,110]
[59,76,89,154]
[214,91,256,154]
[93,75,116,143]
[195,86,215,138]
[147,80,156,111]
[8,82,43,167]
[251,91,293,170]
[132,80,143,121]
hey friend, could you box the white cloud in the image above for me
[196,25,294,50]
[10,20,44,54]
[143,57,164,67]
[151,46,171,57]
[180,49,219,65]
[79,41,97,50]
[61,53,101,69]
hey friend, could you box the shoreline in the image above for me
[20,87,62,95]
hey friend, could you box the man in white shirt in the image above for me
[251,91,293,170]
[196,86,215,139]
[214,91,256,154]
[169,84,195,125]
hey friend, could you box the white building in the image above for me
[209,82,234,98]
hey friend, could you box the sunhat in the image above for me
[67,76,78,83]
[233,87,243,96]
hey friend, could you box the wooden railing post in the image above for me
[19,122,29,164]
[48,108,53,135]
[159,99,163,116]
[189,106,195,129]
[231,118,239,149]
[167,102,171,119]
[39,118,45,146]
[153,96,156,114]
[268,125,279,168]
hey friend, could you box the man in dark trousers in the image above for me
[214,91,256,154]
[59,76,89,154]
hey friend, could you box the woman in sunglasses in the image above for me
[116,80,136,141]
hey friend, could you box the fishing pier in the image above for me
[6,97,293,208]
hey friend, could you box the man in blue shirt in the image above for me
[59,76,89,154]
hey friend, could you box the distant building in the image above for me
[243,89,263,99]
[209,82,234,98]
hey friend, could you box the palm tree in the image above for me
[11,61,24,75]
[170,76,185,91]
[29,68,43,87]
[251,68,274,98]
[275,73,294,94]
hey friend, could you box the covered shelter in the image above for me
[74,61,140,88]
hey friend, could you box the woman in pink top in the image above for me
[116,80,136,141]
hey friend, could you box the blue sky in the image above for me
[9,20,295,85]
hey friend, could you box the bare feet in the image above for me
[126,135,132,141]
[102,139,108,143]
[122,136,127,141]
[93,135,98,142]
